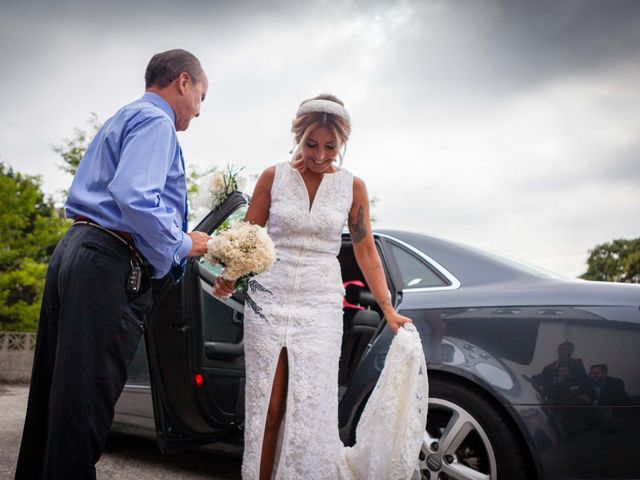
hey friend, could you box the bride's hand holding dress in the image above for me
[386,310,413,335]
[346,175,413,335]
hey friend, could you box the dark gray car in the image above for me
[113,192,640,479]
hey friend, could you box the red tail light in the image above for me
[194,374,204,388]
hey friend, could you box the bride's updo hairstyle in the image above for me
[291,94,352,166]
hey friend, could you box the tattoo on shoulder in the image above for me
[349,206,367,243]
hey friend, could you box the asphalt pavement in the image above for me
[0,384,241,479]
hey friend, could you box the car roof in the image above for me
[374,229,558,285]
[368,229,640,310]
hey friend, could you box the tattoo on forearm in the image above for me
[349,206,367,243]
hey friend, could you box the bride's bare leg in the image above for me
[260,348,289,480]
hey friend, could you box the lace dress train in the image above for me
[242,162,428,479]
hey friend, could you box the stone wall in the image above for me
[0,332,35,383]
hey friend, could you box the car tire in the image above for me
[420,377,535,480]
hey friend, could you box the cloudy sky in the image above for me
[1,0,639,277]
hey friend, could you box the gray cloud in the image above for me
[1,0,639,278]
[368,0,640,105]
[522,142,640,191]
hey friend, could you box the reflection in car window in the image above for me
[198,205,249,276]
[388,243,448,289]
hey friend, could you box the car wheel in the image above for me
[419,378,533,480]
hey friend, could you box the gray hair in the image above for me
[145,49,203,88]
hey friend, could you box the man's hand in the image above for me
[187,231,210,257]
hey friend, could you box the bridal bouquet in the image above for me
[204,221,276,319]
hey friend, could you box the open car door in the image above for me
[145,191,249,452]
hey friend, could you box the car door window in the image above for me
[387,242,449,289]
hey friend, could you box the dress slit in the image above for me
[258,347,289,479]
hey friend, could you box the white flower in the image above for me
[206,165,247,210]
[204,221,276,282]
[209,172,226,196]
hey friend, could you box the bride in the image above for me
[214,94,427,479]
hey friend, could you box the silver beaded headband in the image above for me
[296,99,351,125]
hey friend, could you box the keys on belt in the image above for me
[127,259,143,293]
[73,217,152,287]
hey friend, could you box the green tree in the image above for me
[580,238,640,283]
[0,164,70,331]
[53,112,101,177]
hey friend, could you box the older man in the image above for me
[16,49,210,479]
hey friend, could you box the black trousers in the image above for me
[15,224,152,479]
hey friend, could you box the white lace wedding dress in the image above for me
[242,162,428,479]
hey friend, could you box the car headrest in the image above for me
[351,309,380,328]
[344,283,376,308]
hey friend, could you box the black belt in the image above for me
[73,217,148,268]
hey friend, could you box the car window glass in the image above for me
[388,242,448,289]
[464,245,566,279]
[198,204,248,277]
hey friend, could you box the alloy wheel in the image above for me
[418,398,497,480]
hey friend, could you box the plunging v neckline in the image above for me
[292,166,340,214]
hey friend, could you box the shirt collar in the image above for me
[141,92,176,125]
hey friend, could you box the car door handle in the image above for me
[232,311,244,326]
[204,340,244,359]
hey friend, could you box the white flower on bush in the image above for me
[209,166,246,210]
[190,165,247,213]
[209,172,227,196]
[191,174,213,210]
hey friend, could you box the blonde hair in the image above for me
[291,94,351,166]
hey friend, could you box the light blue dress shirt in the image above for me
[65,92,192,279]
